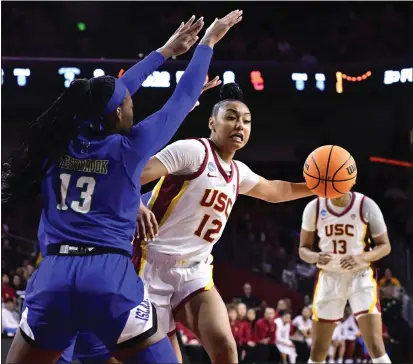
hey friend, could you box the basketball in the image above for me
[303,145,357,199]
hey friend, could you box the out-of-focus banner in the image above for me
[1,57,411,104]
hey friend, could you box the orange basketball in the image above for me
[303,145,357,199]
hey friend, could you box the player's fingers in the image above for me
[143,214,155,240]
[150,213,159,237]
[225,10,243,24]
[138,218,147,241]
[187,17,204,34]
[172,22,185,36]
[181,15,196,31]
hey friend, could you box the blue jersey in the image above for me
[39,45,213,254]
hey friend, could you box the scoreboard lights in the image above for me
[2,64,412,94]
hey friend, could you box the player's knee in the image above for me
[209,333,237,359]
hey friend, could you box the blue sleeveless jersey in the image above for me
[38,44,214,255]
[39,125,147,253]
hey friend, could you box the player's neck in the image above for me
[330,192,351,208]
[209,140,235,164]
[219,151,235,164]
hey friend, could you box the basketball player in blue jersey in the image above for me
[2,11,243,364]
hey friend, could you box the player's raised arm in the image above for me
[123,11,243,161]
[119,16,201,96]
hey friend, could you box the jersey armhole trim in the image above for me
[233,161,240,199]
[168,138,209,182]
[359,196,368,225]
[315,198,320,227]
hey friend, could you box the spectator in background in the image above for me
[176,322,205,363]
[2,274,16,302]
[343,306,359,364]
[240,307,257,363]
[254,307,277,362]
[329,321,346,364]
[291,307,312,362]
[246,308,257,328]
[275,298,289,318]
[379,268,401,288]
[11,274,25,296]
[228,304,245,360]
[275,311,297,364]
[237,302,247,322]
[236,283,262,310]
[1,298,20,335]
[292,306,312,347]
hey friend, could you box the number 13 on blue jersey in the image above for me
[57,173,96,214]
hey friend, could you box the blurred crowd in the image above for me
[2,2,411,62]
[176,281,412,363]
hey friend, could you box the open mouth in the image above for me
[230,133,243,142]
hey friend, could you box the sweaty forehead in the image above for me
[222,101,250,116]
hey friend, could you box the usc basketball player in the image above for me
[134,82,313,363]
[299,191,391,364]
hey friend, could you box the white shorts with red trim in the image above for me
[137,247,214,334]
[312,267,380,322]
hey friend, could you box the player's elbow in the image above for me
[383,243,391,257]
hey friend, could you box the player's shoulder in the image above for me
[233,159,249,171]
[353,191,378,207]
[173,138,207,151]
[305,197,319,210]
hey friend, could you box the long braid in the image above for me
[2,76,116,212]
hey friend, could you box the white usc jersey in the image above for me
[275,318,292,343]
[143,138,240,261]
[316,192,371,256]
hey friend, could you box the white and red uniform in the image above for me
[133,138,259,334]
[275,317,297,364]
[292,315,313,347]
[301,192,387,322]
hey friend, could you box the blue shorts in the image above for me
[20,253,157,352]
[66,331,111,363]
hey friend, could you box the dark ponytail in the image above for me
[2,76,115,211]
[211,82,244,117]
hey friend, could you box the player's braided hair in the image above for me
[211,82,244,117]
[2,76,116,212]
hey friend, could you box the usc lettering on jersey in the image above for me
[140,138,239,261]
[316,192,372,256]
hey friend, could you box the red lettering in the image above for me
[200,189,218,207]
[214,192,228,212]
[325,224,355,237]
[345,224,354,237]
[335,224,344,235]
[225,198,233,219]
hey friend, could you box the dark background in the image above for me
[1,1,412,363]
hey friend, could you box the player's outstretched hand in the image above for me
[136,203,159,241]
[190,76,222,111]
[317,252,332,265]
[158,16,205,59]
[200,10,243,48]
